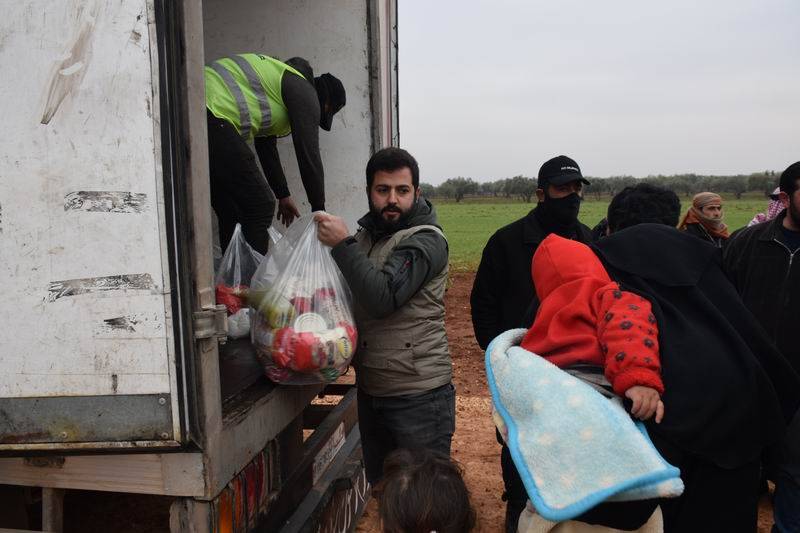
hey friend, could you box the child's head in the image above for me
[376,448,476,533]
[532,234,610,301]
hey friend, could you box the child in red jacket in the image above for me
[521,234,664,423]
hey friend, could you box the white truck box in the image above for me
[0,0,397,530]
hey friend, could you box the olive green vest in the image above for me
[205,54,305,141]
[353,225,452,397]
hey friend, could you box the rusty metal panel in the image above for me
[0,394,173,445]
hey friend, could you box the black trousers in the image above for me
[207,111,275,255]
[358,384,456,485]
[499,434,528,533]
[578,432,761,533]
[654,433,761,533]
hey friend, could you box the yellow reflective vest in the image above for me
[205,54,306,141]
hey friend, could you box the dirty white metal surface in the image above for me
[202,0,381,229]
[0,0,179,439]
[371,0,400,149]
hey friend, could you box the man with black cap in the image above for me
[470,155,592,532]
[724,161,800,533]
[205,54,346,254]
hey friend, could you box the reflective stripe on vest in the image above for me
[230,55,272,136]
[209,61,252,139]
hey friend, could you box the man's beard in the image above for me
[787,197,800,229]
[370,202,413,232]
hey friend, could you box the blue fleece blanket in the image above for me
[486,329,683,522]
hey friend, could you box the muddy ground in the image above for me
[31,273,774,532]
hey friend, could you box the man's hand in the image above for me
[625,386,664,423]
[277,196,301,226]
[314,212,350,247]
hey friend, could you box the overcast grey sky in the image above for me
[398,1,799,185]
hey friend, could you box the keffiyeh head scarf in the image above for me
[679,192,729,238]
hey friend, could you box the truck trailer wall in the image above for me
[201,0,386,227]
[0,0,181,447]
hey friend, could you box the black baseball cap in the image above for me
[315,73,346,131]
[537,155,590,188]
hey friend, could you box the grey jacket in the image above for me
[331,199,451,396]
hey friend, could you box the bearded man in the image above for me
[724,161,800,533]
[315,147,453,485]
[470,155,592,532]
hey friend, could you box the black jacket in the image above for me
[723,211,800,374]
[594,224,800,468]
[470,208,592,349]
[254,65,325,210]
[682,222,725,248]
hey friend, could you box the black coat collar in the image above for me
[758,209,789,242]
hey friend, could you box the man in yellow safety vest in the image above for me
[205,54,345,254]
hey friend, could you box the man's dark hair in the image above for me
[376,448,476,533]
[607,183,681,233]
[779,162,800,196]
[366,147,420,189]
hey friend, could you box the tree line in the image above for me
[422,172,781,203]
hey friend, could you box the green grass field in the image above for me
[436,194,770,271]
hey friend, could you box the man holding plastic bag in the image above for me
[315,147,454,485]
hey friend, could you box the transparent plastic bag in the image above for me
[268,226,283,247]
[249,214,357,384]
[214,223,264,339]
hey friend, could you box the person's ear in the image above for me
[415,187,421,201]
[535,188,545,202]
[779,191,790,208]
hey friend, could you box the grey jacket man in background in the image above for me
[315,147,454,484]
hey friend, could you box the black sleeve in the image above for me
[282,72,325,211]
[470,235,503,350]
[331,230,448,318]
[254,136,290,199]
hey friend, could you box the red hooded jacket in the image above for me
[520,234,663,395]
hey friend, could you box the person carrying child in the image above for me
[520,233,664,424]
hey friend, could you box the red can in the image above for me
[271,327,295,369]
[292,331,323,372]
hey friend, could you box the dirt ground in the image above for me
[27,272,775,532]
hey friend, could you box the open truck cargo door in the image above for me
[0,0,399,529]
[0,0,192,451]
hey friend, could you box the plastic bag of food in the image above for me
[249,214,356,384]
[214,224,264,339]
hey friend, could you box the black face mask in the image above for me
[543,192,581,224]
